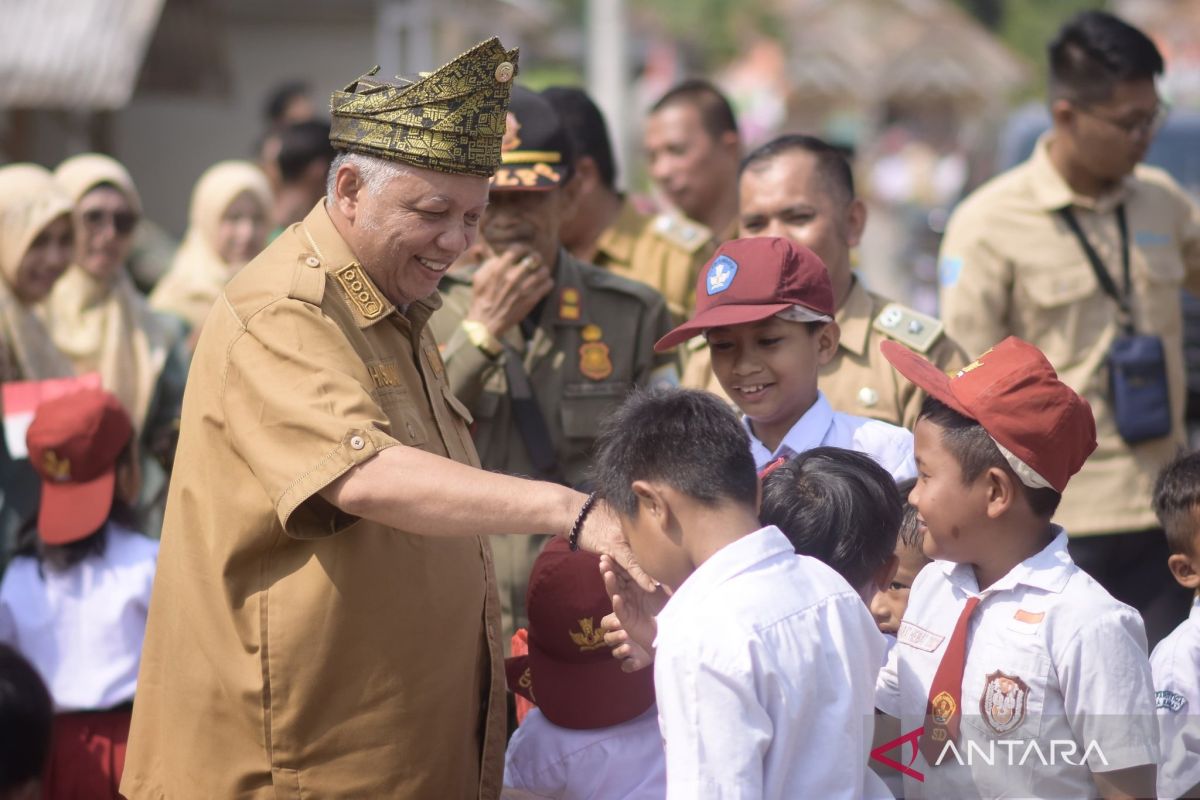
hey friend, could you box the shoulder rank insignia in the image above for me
[652,213,710,254]
[334,262,386,320]
[559,287,582,321]
[872,302,943,354]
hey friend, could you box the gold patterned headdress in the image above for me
[329,37,519,178]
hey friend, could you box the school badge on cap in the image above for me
[706,255,738,295]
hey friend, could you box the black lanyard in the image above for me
[1056,204,1133,333]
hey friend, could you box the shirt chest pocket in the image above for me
[376,386,429,447]
[1016,258,1111,364]
[962,639,1051,741]
[560,381,633,439]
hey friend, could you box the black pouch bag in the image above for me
[1107,333,1171,443]
[1059,205,1171,445]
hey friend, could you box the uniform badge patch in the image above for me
[939,255,963,287]
[980,670,1029,734]
[581,324,603,342]
[559,287,581,321]
[931,691,957,725]
[334,262,386,320]
[706,255,738,295]
[1157,690,1188,713]
[898,620,945,652]
[579,342,613,381]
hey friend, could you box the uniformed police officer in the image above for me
[122,42,648,800]
[683,134,967,428]
[430,86,678,647]
[544,86,712,324]
[939,11,1200,647]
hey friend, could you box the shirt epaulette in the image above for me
[287,252,328,306]
[650,213,711,255]
[872,302,944,354]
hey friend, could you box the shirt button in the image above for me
[858,387,879,408]
[406,423,416,438]
[305,256,320,268]
[350,435,365,450]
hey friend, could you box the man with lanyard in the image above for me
[432,86,678,647]
[939,10,1200,647]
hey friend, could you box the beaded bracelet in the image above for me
[568,491,599,551]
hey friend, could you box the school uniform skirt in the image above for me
[41,703,131,799]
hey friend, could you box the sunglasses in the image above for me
[81,209,139,236]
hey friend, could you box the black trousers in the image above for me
[1067,528,1192,650]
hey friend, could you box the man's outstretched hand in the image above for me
[576,501,658,592]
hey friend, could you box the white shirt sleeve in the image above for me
[655,630,772,799]
[875,638,902,719]
[1151,630,1200,799]
[1056,608,1158,772]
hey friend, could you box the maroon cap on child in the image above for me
[25,388,133,545]
[881,336,1097,493]
[654,236,835,351]
[505,537,655,730]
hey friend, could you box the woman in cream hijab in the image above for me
[43,153,188,536]
[0,164,77,560]
[0,164,75,383]
[150,160,272,337]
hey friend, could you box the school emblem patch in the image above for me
[579,342,613,381]
[931,691,956,725]
[980,670,1029,735]
[706,255,738,295]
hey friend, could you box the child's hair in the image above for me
[894,477,923,551]
[760,447,902,589]
[918,397,1062,518]
[1153,451,1200,556]
[593,387,758,517]
[0,644,52,793]
[14,440,137,573]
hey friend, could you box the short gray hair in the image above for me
[325,151,412,199]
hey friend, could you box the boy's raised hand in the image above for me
[599,554,670,671]
[578,501,658,592]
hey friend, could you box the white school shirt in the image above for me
[1151,597,1200,799]
[875,528,1157,799]
[0,523,158,711]
[503,705,665,799]
[653,525,890,800]
[745,391,916,481]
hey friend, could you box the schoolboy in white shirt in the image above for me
[875,336,1158,799]
[654,237,915,480]
[592,387,887,799]
[1150,452,1200,799]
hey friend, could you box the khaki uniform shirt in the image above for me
[939,136,1200,535]
[431,249,677,643]
[681,279,967,428]
[122,204,505,799]
[592,200,713,323]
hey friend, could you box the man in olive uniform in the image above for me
[431,86,677,645]
[939,12,1200,646]
[683,134,967,428]
[544,86,712,324]
[123,42,645,800]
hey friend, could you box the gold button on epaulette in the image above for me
[334,262,385,320]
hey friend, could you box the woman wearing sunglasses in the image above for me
[43,154,189,538]
[150,160,273,345]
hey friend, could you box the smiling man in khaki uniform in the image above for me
[683,134,966,427]
[122,41,646,800]
[939,12,1200,647]
[431,87,677,646]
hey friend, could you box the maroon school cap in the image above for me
[881,336,1096,493]
[26,388,133,545]
[654,236,834,351]
[505,537,655,730]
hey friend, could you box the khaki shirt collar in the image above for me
[834,278,872,357]
[300,202,400,330]
[594,199,641,266]
[1028,133,1133,214]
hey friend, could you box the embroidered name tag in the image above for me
[897,621,945,652]
[1157,690,1188,713]
[1013,609,1044,624]
[368,359,401,388]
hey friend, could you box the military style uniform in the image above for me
[122,205,506,799]
[939,136,1200,537]
[432,249,677,643]
[682,278,967,428]
[592,201,713,323]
